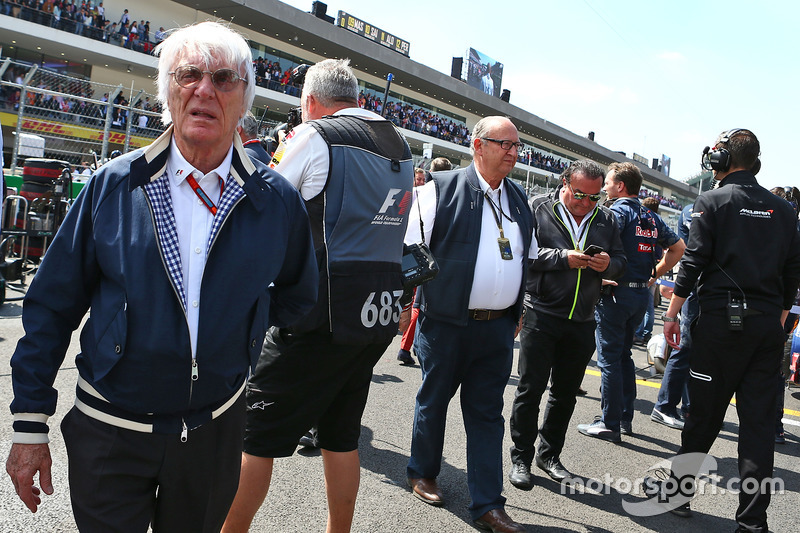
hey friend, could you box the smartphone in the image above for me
[584,244,604,256]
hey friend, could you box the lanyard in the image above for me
[185,173,224,216]
[485,189,515,260]
[484,189,513,236]
[557,203,591,250]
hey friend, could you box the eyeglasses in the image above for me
[169,65,245,92]
[482,138,524,151]
[568,183,603,202]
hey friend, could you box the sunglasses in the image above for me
[568,183,603,202]
[169,65,245,92]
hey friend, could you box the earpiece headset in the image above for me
[701,128,761,174]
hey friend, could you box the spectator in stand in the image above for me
[118,21,129,46]
[119,8,129,26]
[154,26,166,45]
[51,2,61,29]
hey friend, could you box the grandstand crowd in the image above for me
[0,2,682,208]
[0,63,162,134]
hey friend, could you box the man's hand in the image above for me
[398,307,412,334]
[514,315,523,339]
[664,321,681,350]
[659,284,674,299]
[6,443,53,513]
[566,249,591,270]
[587,251,610,272]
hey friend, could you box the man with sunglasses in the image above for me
[404,116,533,533]
[508,160,625,490]
[578,162,684,442]
[5,22,318,531]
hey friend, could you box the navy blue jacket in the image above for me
[10,129,318,441]
[610,196,679,283]
[418,165,533,326]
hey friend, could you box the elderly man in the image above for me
[508,160,626,489]
[223,59,412,533]
[5,21,317,532]
[405,116,533,533]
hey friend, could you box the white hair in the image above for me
[154,21,255,125]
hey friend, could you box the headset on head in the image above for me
[701,128,761,174]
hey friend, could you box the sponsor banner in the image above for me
[337,11,410,57]
[1,111,151,149]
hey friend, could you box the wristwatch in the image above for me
[662,313,679,323]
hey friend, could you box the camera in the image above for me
[286,106,302,132]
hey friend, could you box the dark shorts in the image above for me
[243,327,389,457]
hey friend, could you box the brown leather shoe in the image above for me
[474,508,526,532]
[407,477,444,506]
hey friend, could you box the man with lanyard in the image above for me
[5,22,317,531]
[578,162,684,442]
[403,116,534,533]
[508,160,626,490]
[654,129,800,529]
[223,58,412,533]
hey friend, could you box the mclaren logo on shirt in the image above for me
[372,188,411,226]
[739,208,773,219]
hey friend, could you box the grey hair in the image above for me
[470,116,513,156]
[240,110,259,139]
[302,59,359,107]
[154,21,255,126]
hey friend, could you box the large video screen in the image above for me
[466,48,503,98]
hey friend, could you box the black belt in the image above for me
[618,281,649,289]
[469,308,511,320]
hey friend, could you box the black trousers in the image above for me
[509,308,597,466]
[61,395,246,533]
[679,312,783,532]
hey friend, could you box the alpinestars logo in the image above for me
[373,189,410,226]
[739,208,773,219]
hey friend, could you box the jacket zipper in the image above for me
[551,203,600,319]
[144,188,245,442]
[144,190,193,442]
[179,193,247,440]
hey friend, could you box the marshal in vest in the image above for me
[297,114,413,344]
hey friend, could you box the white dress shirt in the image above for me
[405,169,538,310]
[166,139,233,357]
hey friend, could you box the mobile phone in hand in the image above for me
[584,244,604,256]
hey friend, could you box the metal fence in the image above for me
[1,57,165,173]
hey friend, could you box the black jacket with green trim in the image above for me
[525,188,627,322]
